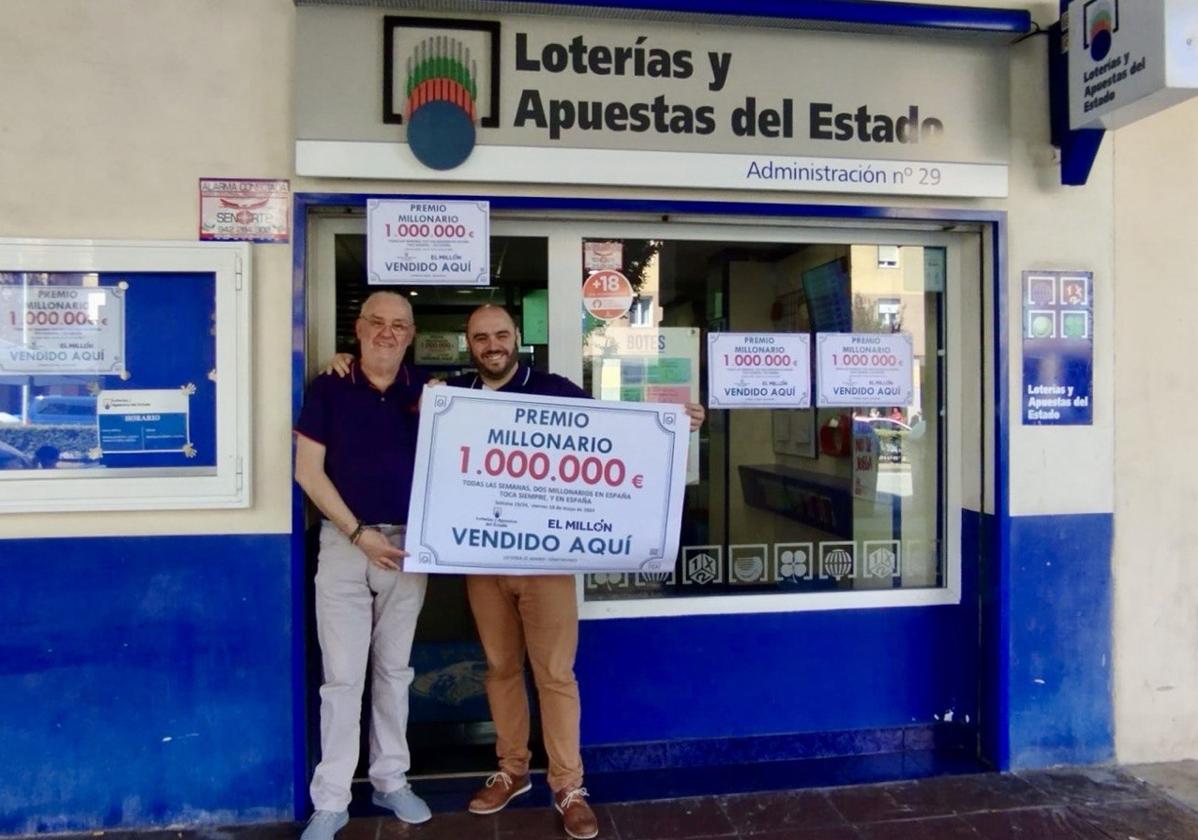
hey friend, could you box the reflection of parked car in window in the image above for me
[0,440,34,469]
[28,395,97,425]
[854,416,912,464]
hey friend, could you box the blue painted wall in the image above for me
[0,534,296,834]
[1004,513,1114,768]
[575,510,982,748]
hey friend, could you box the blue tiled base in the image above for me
[579,723,973,773]
[351,724,984,816]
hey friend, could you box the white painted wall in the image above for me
[0,0,296,537]
[1111,99,1198,762]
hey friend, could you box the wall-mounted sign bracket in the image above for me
[1049,1,1106,186]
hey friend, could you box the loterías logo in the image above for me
[1083,0,1119,62]
[404,36,480,170]
[384,17,501,171]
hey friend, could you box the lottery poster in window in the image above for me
[586,326,700,484]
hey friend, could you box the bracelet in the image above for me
[348,520,367,544]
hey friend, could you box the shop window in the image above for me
[0,239,251,511]
[581,238,943,602]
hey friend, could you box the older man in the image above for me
[453,305,704,840]
[294,291,432,840]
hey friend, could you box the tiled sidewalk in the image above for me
[26,763,1198,840]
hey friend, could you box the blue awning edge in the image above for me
[295,0,1034,40]
[468,0,1034,36]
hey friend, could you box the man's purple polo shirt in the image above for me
[296,361,427,525]
[447,363,589,399]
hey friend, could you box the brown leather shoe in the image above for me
[468,771,531,814]
[553,787,598,839]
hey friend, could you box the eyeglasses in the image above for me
[360,315,414,333]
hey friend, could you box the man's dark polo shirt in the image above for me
[447,363,588,399]
[295,361,426,525]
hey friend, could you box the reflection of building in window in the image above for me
[629,296,654,326]
[877,297,902,330]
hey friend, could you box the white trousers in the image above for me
[309,521,428,811]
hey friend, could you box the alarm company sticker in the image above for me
[199,178,290,243]
[584,241,623,271]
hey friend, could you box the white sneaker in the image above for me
[373,785,433,824]
[300,810,348,840]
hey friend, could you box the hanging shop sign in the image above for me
[405,386,689,574]
[0,282,127,375]
[1068,0,1198,131]
[295,8,1010,197]
[1021,270,1094,425]
[816,333,914,407]
[707,332,811,408]
[199,179,290,243]
[367,198,490,285]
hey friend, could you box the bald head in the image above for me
[466,304,516,334]
[360,291,413,320]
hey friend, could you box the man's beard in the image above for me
[473,348,517,380]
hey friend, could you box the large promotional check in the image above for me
[406,386,689,574]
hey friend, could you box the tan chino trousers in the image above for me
[466,574,583,793]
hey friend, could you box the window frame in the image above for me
[0,238,252,512]
[304,209,986,619]
[532,219,976,620]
